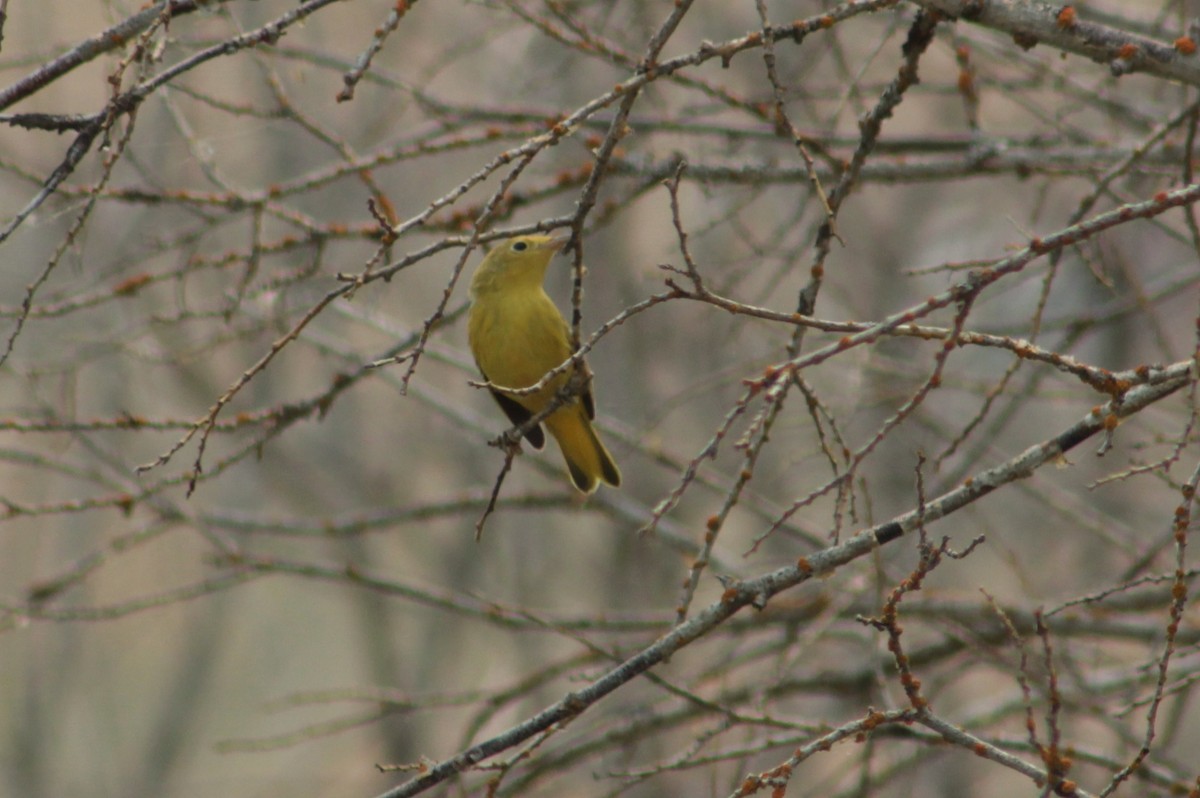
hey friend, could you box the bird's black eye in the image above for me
[512,240,528,252]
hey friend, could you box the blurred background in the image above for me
[1,1,1199,796]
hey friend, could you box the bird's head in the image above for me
[469,233,570,298]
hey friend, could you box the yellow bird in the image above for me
[467,234,621,493]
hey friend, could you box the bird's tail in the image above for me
[547,408,621,493]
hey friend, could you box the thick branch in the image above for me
[913,0,1200,86]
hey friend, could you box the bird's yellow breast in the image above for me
[468,286,574,411]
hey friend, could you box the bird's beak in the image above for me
[547,233,572,254]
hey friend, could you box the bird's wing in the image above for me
[479,365,546,450]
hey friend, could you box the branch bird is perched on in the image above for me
[467,234,621,493]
